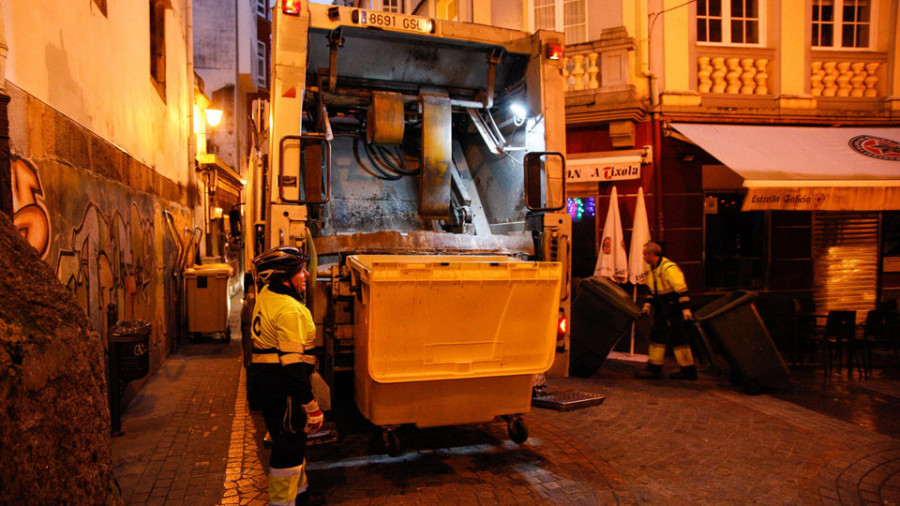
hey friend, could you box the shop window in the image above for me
[568,197,597,278]
[533,0,587,44]
[703,192,765,289]
[697,0,760,45]
[812,0,870,49]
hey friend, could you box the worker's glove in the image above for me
[302,400,324,434]
[682,308,694,321]
[642,303,652,316]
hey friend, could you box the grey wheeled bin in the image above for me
[694,290,789,394]
[570,276,643,377]
[184,263,234,342]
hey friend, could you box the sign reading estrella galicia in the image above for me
[849,135,900,161]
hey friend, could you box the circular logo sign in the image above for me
[601,237,612,254]
[849,135,900,161]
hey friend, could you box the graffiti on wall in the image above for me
[10,154,197,354]
[11,156,51,259]
[56,202,157,341]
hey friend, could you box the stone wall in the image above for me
[0,211,122,504]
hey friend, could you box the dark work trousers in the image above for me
[651,297,691,348]
[248,362,313,469]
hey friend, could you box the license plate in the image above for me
[352,9,434,35]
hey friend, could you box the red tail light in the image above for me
[282,0,303,15]
[545,42,564,61]
[557,315,567,337]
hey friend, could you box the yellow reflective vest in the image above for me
[251,285,316,362]
[646,257,691,309]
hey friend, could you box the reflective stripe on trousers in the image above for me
[269,460,309,506]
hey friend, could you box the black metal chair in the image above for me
[809,310,859,377]
[860,310,900,373]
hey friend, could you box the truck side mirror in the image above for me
[524,151,566,212]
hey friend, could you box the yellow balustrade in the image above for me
[562,52,601,92]
[698,56,769,95]
[811,60,882,98]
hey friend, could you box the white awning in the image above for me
[670,123,900,211]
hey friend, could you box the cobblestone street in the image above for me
[111,306,900,505]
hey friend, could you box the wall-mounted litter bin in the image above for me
[570,277,643,377]
[694,290,789,394]
[109,319,151,436]
[110,320,151,381]
[184,263,233,341]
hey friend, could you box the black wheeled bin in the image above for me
[694,291,789,394]
[570,276,643,377]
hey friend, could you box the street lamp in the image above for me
[205,108,223,129]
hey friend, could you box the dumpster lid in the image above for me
[349,254,562,382]
[578,277,643,318]
[348,254,516,271]
[694,290,758,322]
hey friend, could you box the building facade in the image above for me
[193,0,270,276]
[0,0,200,378]
[556,0,900,329]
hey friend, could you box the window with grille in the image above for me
[812,0,871,49]
[533,0,586,44]
[697,0,760,45]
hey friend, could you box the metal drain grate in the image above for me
[532,390,606,411]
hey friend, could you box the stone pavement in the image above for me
[112,303,900,505]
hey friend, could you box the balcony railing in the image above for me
[810,56,886,97]
[562,27,635,94]
[698,56,770,95]
[563,50,600,92]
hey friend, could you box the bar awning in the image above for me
[670,123,900,211]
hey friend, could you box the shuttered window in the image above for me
[813,212,879,322]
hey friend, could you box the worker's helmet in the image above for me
[252,246,309,285]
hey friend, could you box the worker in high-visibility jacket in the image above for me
[249,246,324,506]
[636,242,698,380]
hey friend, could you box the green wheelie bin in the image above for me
[569,276,643,377]
[694,290,789,394]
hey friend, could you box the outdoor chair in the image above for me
[860,310,900,373]
[807,310,859,378]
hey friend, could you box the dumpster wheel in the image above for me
[381,427,401,457]
[505,415,528,444]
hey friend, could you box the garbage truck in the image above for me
[243,1,571,454]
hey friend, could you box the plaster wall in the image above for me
[194,0,239,169]
[1,0,192,185]
[586,0,624,40]
[490,0,524,31]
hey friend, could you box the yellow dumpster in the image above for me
[184,263,234,342]
[347,255,562,453]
